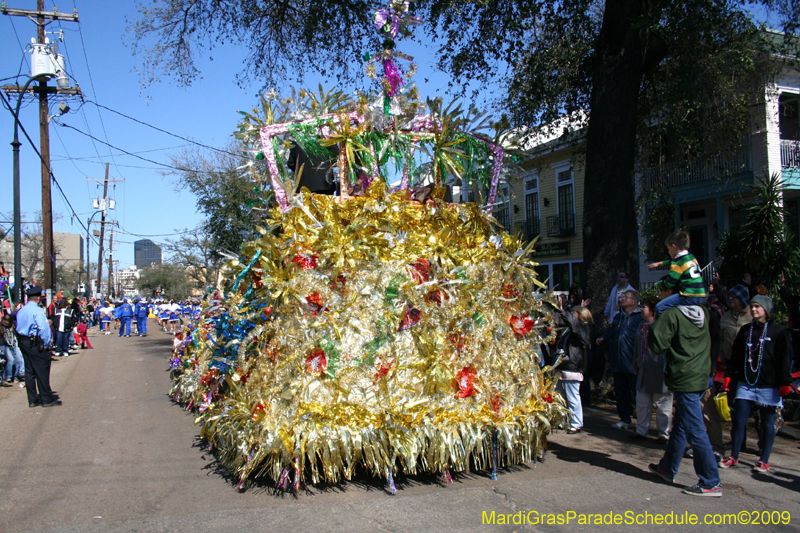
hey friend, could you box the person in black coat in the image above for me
[50,299,76,358]
[720,295,792,472]
[553,302,593,434]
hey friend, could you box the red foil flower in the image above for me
[291,253,319,269]
[200,368,219,385]
[374,360,394,381]
[251,402,266,420]
[509,313,535,336]
[454,365,478,398]
[447,332,468,354]
[306,292,325,317]
[502,283,520,299]
[409,258,431,284]
[425,289,444,306]
[541,391,553,403]
[306,347,327,376]
[329,274,347,296]
[397,304,421,332]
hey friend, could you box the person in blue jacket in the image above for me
[118,298,134,338]
[597,289,644,429]
[134,298,149,336]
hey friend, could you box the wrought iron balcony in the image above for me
[547,213,576,236]
[781,139,800,168]
[642,148,751,189]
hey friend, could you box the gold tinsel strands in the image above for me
[169,182,567,490]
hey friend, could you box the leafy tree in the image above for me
[717,173,800,294]
[163,226,224,290]
[137,263,195,300]
[130,0,800,308]
[167,143,264,256]
[0,211,63,284]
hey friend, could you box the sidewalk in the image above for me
[0,328,798,532]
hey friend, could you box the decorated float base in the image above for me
[169,185,567,493]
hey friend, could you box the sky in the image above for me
[0,0,497,274]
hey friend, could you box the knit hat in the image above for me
[727,284,749,307]
[749,294,773,315]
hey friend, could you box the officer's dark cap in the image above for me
[25,286,43,296]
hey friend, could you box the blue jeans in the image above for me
[730,399,776,464]
[656,294,707,314]
[613,372,636,423]
[2,345,24,380]
[119,317,131,336]
[557,380,583,429]
[659,391,720,488]
[137,317,147,335]
[55,330,71,354]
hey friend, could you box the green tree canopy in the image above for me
[167,143,264,257]
[718,173,800,294]
[137,262,195,300]
[130,0,800,307]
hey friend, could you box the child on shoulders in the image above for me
[647,229,707,314]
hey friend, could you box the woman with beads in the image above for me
[719,295,793,472]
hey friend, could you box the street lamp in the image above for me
[10,73,51,303]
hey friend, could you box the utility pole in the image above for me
[36,0,54,297]
[2,0,80,300]
[96,163,109,293]
[107,228,114,299]
[87,166,122,298]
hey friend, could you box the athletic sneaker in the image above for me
[752,461,770,473]
[611,420,627,429]
[648,463,674,484]
[718,456,738,469]
[682,483,722,497]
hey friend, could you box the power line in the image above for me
[0,90,96,244]
[50,144,190,161]
[116,227,193,238]
[86,100,239,157]
[72,6,126,182]
[56,122,231,174]
[6,16,30,75]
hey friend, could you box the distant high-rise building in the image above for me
[134,239,162,269]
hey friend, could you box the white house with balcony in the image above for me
[638,51,800,285]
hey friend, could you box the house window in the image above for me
[493,183,511,233]
[524,174,540,240]
[552,263,571,291]
[534,264,550,285]
[556,167,576,235]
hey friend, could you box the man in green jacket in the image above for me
[647,285,722,497]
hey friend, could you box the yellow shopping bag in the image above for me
[714,392,731,422]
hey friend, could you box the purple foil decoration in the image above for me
[277,467,291,491]
[383,57,404,98]
[375,8,400,38]
[385,468,397,495]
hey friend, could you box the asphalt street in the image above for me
[0,325,798,533]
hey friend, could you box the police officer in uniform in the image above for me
[15,286,60,407]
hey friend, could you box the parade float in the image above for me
[168,1,567,493]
